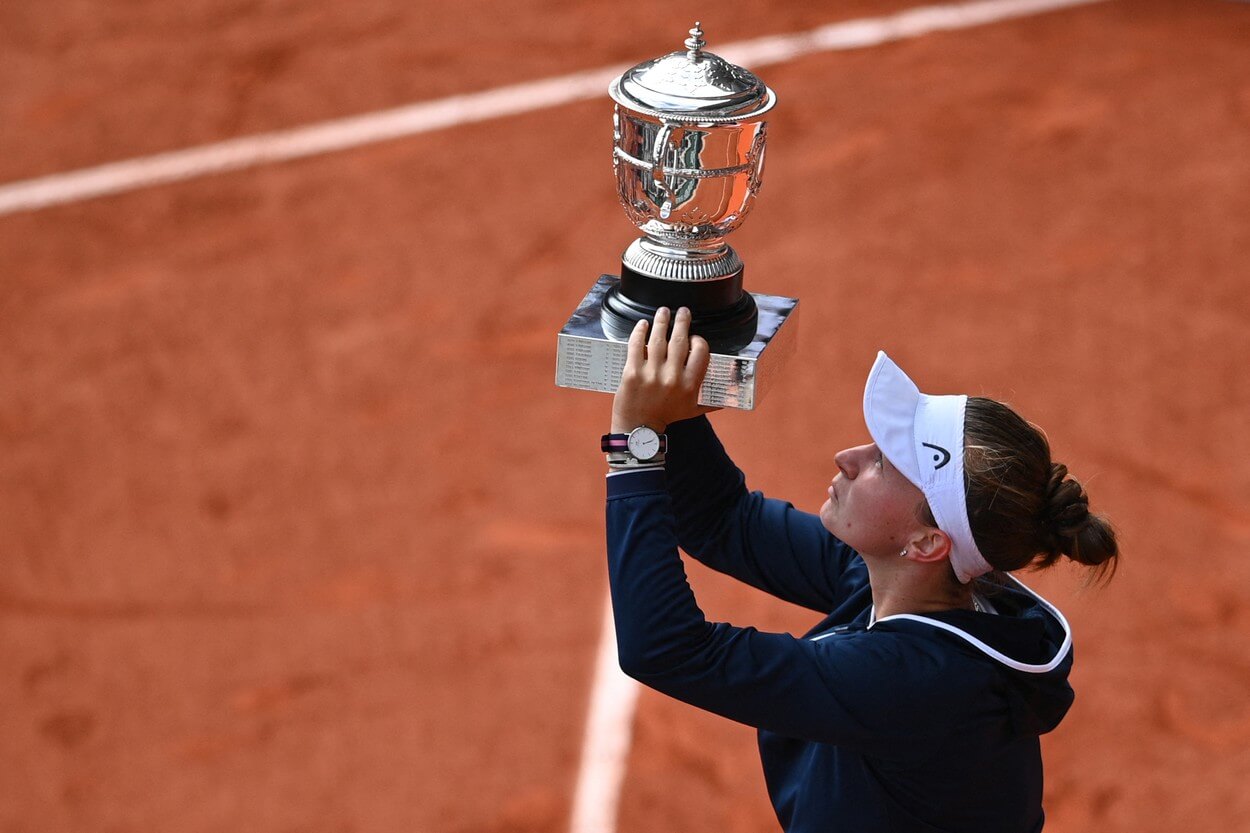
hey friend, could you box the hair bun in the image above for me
[962,398,1119,582]
[1041,462,1118,573]
[1044,464,1089,527]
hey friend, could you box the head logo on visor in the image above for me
[862,351,992,584]
[922,443,951,469]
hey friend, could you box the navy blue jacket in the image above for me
[605,416,1075,832]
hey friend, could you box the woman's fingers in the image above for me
[625,317,648,371]
[685,333,711,389]
[666,307,692,373]
[670,308,709,380]
[614,307,710,427]
[647,307,671,364]
[631,306,707,387]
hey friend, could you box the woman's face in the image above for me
[819,442,931,558]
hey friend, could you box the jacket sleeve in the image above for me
[664,416,860,613]
[606,468,964,759]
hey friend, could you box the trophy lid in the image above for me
[609,23,776,123]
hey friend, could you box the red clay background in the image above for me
[2,1,1249,832]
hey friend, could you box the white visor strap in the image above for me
[863,352,993,584]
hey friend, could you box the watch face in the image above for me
[627,427,660,460]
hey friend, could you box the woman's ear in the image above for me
[908,528,952,565]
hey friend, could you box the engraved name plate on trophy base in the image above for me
[556,276,798,410]
[554,23,799,411]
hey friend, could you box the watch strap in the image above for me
[600,431,668,454]
[601,433,629,452]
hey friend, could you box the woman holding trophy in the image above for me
[601,306,1119,832]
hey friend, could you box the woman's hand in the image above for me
[611,306,715,434]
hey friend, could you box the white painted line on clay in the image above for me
[0,0,1109,218]
[717,0,1109,66]
[568,593,640,833]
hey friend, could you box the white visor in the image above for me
[862,351,992,584]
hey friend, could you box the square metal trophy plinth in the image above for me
[556,274,799,410]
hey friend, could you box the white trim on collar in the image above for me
[869,574,1073,675]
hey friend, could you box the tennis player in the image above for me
[601,306,1119,832]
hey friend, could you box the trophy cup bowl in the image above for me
[556,23,799,410]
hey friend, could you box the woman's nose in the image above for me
[834,447,856,478]
[835,444,876,478]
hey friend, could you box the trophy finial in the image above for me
[685,22,706,60]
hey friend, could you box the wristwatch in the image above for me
[601,426,667,462]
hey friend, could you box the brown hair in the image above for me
[961,397,1119,582]
[920,397,1120,583]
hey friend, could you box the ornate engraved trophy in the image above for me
[555,23,799,410]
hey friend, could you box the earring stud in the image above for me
[899,548,908,557]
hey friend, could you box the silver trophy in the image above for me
[555,23,799,410]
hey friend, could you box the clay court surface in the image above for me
[2,1,1249,831]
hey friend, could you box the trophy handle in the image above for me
[650,122,680,219]
[746,124,767,195]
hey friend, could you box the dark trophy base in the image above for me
[555,274,799,411]
[599,263,759,354]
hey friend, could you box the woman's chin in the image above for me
[818,499,836,532]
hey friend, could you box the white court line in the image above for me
[0,0,1109,218]
[569,594,641,833]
